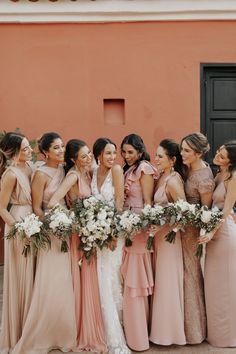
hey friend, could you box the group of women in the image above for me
[0,130,235,354]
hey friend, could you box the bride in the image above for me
[91,138,131,354]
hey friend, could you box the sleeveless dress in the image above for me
[121,161,156,351]
[205,180,236,347]
[91,167,130,354]
[12,165,77,354]
[181,165,215,344]
[150,172,186,345]
[0,166,35,354]
[67,169,107,353]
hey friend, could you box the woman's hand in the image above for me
[149,224,160,234]
[198,231,214,244]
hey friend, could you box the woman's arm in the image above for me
[48,173,78,209]
[111,164,124,212]
[199,174,236,244]
[200,192,213,208]
[140,173,154,205]
[32,171,47,218]
[0,171,17,226]
[166,177,186,202]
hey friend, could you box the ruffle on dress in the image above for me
[121,238,154,298]
[124,161,157,198]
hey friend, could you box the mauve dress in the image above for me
[67,169,107,353]
[181,165,215,344]
[205,179,236,347]
[150,172,186,345]
[121,161,156,351]
[12,165,77,354]
[0,166,34,354]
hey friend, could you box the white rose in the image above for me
[97,210,107,221]
[201,210,212,223]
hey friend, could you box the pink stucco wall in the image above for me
[1,21,236,158]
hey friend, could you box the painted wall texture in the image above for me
[1,21,236,159]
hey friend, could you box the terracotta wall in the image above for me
[1,21,236,158]
[1,20,236,261]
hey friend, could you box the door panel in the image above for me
[201,65,236,166]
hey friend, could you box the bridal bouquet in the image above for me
[6,213,49,257]
[165,200,197,243]
[76,196,116,260]
[43,204,75,252]
[114,209,142,247]
[140,204,165,250]
[194,205,223,258]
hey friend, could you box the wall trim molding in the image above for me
[1,0,236,23]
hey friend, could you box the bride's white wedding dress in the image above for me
[91,167,130,354]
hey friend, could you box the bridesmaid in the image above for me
[120,133,156,351]
[180,132,215,344]
[48,139,107,353]
[149,139,186,345]
[0,132,34,354]
[201,141,236,347]
[12,132,77,354]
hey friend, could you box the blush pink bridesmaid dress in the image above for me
[12,165,77,354]
[121,161,156,351]
[181,165,215,344]
[0,166,35,354]
[67,168,107,353]
[205,179,236,347]
[149,172,186,345]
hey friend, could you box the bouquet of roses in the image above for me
[6,213,49,257]
[140,204,166,250]
[43,204,75,252]
[194,205,223,258]
[114,209,142,247]
[75,196,116,260]
[164,200,197,243]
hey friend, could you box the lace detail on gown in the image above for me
[91,168,131,354]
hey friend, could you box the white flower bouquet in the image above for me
[114,209,142,247]
[164,200,197,243]
[6,213,49,257]
[75,196,116,260]
[140,204,166,250]
[43,204,75,252]
[194,205,223,258]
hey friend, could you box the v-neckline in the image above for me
[96,168,110,194]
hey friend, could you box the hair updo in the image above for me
[181,132,210,157]
[0,132,25,177]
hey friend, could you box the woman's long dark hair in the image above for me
[93,138,116,164]
[0,132,25,177]
[121,134,150,173]
[224,140,236,179]
[64,139,87,174]
[160,139,187,180]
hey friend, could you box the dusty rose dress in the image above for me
[0,166,34,354]
[181,165,215,344]
[67,169,107,353]
[150,172,186,345]
[205,179,236,347]
[121,161,155,351]
[12,165,77,354]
